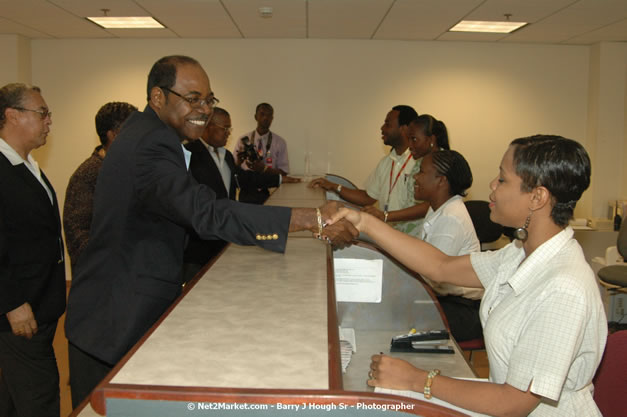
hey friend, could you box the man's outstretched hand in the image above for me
[318,201,358,249]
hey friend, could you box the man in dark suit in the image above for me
[0,83,65,417]
[183,107,287,280]
[65,55,357,408]
[184,107,303,280]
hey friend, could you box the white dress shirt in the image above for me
[198,140,231,197]
[365,148,416,212]
[471,227,607,416]
[420,195,482,299]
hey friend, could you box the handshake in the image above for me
[303,201,362,248]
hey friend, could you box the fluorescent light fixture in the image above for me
[449,20,527,34]
[86,16,164,29]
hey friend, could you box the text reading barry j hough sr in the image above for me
[188,402,415,412]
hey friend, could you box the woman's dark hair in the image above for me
[431,150,473,197]
[95,102,137,145]
[146,55,200,101]
[510,135,591,227]
[414,114,450,150]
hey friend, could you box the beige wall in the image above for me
[22,38,626,224]
[584,42,627,219]
[0,35,31,85]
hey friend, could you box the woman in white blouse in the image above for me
[415,150,482,342]
[328,135,607,416]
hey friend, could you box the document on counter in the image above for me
[334,258,383,303]
[375,378,490,416]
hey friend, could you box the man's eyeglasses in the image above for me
[211,122,232,134]
[160,87,219,109]
[12,107,52,120]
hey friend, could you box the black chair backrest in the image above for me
[618,218,627,258]
[464,200,503,244]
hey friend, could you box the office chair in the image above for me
[324,173,357,203]
[458,200,503,361]
[593,330,627,417]
[464,200,504,251]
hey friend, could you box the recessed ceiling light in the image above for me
[86,16,164,29]
[449,20,527,34]
[258,7,273,18]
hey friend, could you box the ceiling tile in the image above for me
[464,0,575,22]
[222,0,306,38]
[1,0,111,38]
[137,0,242,38]
[49,0,147,17]
[374,0,483,41]
[308,0,392,39]
[0,16,52,38]
[565,18,627,44]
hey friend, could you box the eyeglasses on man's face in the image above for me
[211,122,232,134]
[12,107,52,120]
[160,87,219,109]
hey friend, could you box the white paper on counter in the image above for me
[334,258,383,303]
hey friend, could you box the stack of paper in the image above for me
[339,327,356,373]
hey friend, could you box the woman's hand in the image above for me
[367,354,424,392]
[326,207,368,233]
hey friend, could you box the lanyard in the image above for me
[251,131,273,155]
[386,153,412,211]
[251,130,274,167]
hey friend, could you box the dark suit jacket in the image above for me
[65,105,291,365]
[0,154,66,332]
[183,139,281,265]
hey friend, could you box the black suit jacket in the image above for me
[0,154,66,332]
[183,139,281,264]
[65,105,291,365]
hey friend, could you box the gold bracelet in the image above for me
[383,210,389,223]
[316,208,323,237]
[423,369,440,400]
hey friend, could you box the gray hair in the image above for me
[0,83,41,129]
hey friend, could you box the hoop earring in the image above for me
[513,212,531,241]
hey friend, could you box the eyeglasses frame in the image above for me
[11,107,52,120]
[159,87,219,109]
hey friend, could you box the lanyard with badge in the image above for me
[251,130,273,167]
[384,153,412,212]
